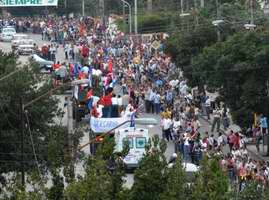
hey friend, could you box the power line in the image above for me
[25,110,42,180]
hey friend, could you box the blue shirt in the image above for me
[260,117,268,128]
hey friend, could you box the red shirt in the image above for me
[86,89,93,100]
[102,94,112,106]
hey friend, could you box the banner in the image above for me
[0,0,58,7]
[90,117,130,133]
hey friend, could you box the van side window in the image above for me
[123,138,133,149]
[136,137,146,148]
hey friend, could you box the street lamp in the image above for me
[212,0,223,41]
[180,0,190,17]
[244,0,256,30]
[121,0,132,33]
[134,0,138,34]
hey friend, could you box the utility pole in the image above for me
[216,0,221,41]
[147,0,152,12]
[250,0,254,25]
[20,98,25,187]
[134,0,138,34]
[67,96,74,144]
[181,0,184,14]
[82,0,85,16]
[121,0,132,33]
[194,0,199,26]
[123,1,126,32]
[200,0,204,8]
[99,0,105,26]
[66,96,74,175]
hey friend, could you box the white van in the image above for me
[115,127,149,169]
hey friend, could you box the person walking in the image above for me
[211,108,221,133]
[154,91,161,114]
[163,115,173,142]
[255,127,262,153]
[205,96,211,120]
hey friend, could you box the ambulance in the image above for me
[115,127,149,169]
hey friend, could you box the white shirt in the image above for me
[183,133,189,146]
[217,136,224,146]
[173,120,181,131]
[96,105,104,118]
[112,97,118,105]
[163,118,172,130]
[208,137,214,146]
[205,98,211,107]
[117,97,123,106]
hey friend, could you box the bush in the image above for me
[138,13,171,33]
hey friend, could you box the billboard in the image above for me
[0,0,58,7]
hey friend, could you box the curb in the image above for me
[199,115,267,161]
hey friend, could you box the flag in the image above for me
[73,63,81,77]
[108,59,113,73]
[86,89,93,100]
[86,98,93,110]
[69,63,74,79]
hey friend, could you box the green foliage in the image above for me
[64,136,128,200]
[159,157,190,200]
[0,52,77,187]
[190,156,230,200]
[192,31,269,127]
[236,180,269,200]
[165,24,217,86]
[138,13,172,33]
[47,174,64,200]
[129,135,167,200]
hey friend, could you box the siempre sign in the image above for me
[90,117,130,133]
[0,0,58,7]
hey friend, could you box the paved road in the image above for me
[0,33,65,65]
[0,33,188,188]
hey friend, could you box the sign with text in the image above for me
[0,0,58,7]
[90,117,130,133]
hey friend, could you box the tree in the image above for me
[191,31,269,128]
[0,52,75,187]
[159,156,190,200]
[236,180,269,200]
[190,156,230,200]
[165,24,217,87]
[64,136,129,200]
[129,135,168,200]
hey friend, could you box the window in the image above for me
[123,138,133,149]
[3,28,15,33]
[136,137,146,148]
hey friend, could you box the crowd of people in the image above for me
[2,15,269,189]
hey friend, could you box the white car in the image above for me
[11,34,31,50]
[0,27,16,42]
[16,44,35,55]
[31,54,53,72]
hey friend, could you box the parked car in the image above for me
[11,34,31,50]
[16,44,35,55]
[31,54,54,72]
[0,27,16,42]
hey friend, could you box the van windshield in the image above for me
[3,28,15,33]
[136,137,146,148]
[123,138,133,149]
[13,35,29,40]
